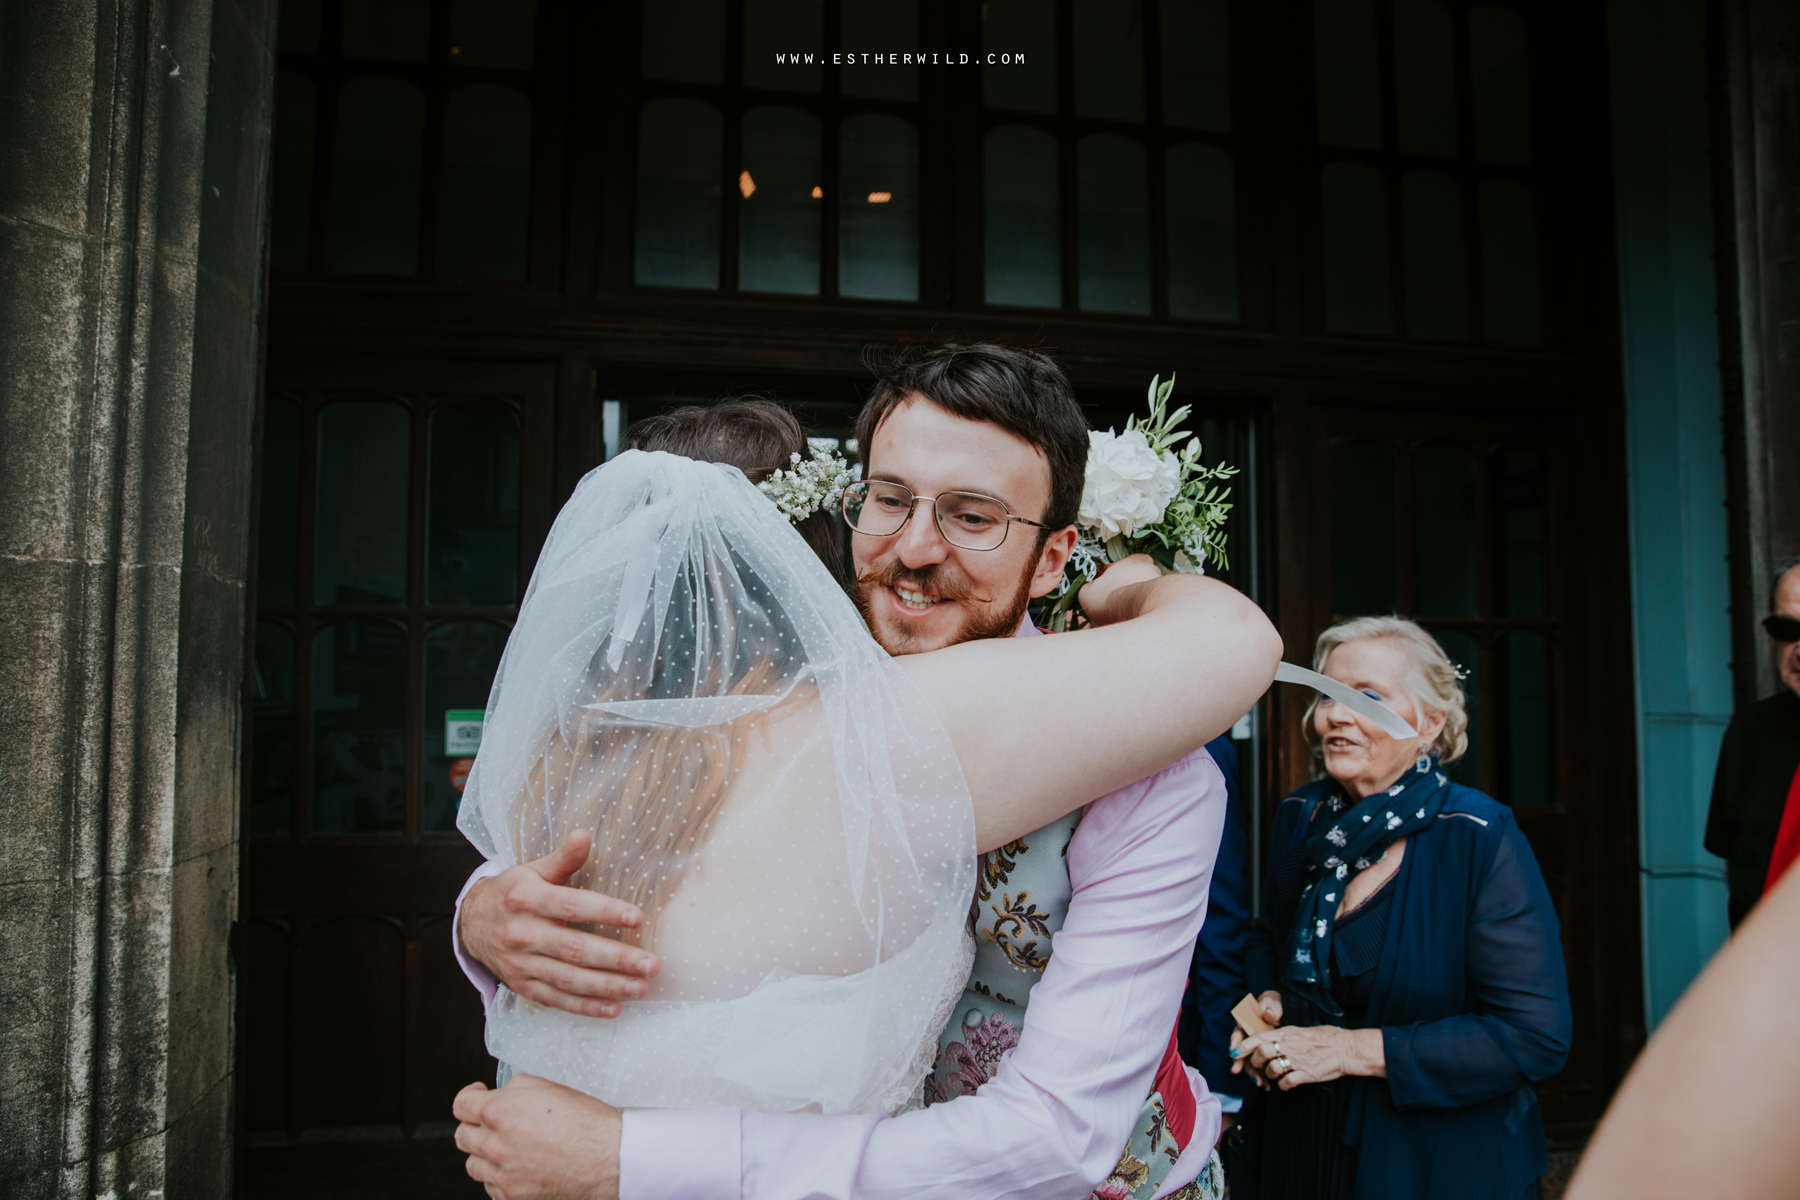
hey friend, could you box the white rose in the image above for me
[1079,428,1181,538]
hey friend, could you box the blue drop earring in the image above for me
[1416,751,1431,773]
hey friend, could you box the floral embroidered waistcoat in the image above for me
[924,811,1206,1200]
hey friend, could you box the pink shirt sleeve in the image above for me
[618,748,1228,1200]
[453,858,508,1020]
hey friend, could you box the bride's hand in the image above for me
[1075,554,1166,626]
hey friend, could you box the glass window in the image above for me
[448,0,536,69]
[437,85,532,280]
[423,622,510,832]
[328,77,425,275]
[738,106,821,294]
[428,402,520,605]
[1078,134,1151,314]
[1313,0,1381,150]
[1496,449,1548,617]
[983,0,1056,113]
[1479,178,1543,345]
[1470,5,1532,165]
[984,126,1061,308]
[1401,169,1470,340]
[271,72,316,273]
[636,98,723,289]
[743,0,823,92]
[1073,0,1145,122]
[311,621,408,833]
[250,622,296,833]
[842,0,918,101]
[1165,143,1238,321]
[258,397,301,605]
[1321,161,1392,334]
[1436,628,1482,789]
[1329,438,1396,616]
[341,0,429,62]
[1392,0,1458,158]
[1161,0,1231,131]
[316,403,409,606]
[1412,444,1477,616]
[1505,630,1553,806]
[643,0,726,84]
[839,115,919,301]
[279,0,321,53]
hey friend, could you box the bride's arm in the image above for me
[899,555,1280,852]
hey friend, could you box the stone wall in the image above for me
[0,1,275,1195]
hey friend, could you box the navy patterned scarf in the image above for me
[1280,756,1452,1017]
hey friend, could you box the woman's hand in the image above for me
[1074,553,1165,626]
[1228,991,1285,1086]
[1232,1024,1386,1090]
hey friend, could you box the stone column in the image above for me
[0,1,274,1196]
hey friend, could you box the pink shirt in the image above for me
[453,620,1228,1200]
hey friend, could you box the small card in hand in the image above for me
[1231,993,1274,1037]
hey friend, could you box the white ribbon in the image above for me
[1274,662,1419,740]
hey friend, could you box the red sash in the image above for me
[1151,1021,1196,1149]
[1761,762,1800,895]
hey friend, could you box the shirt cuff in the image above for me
[620,1109,742,1200]
[452,858,508,1019]
[1214,1092,1244,1114]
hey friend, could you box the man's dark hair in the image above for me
[1774,556,1800,613]
[856,344,1089,531]
[626,397,851,589]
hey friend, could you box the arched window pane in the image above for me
[271,72,316,272]
[312,621,407,833]
[839,115,919,301]
[1321,161,1392,333]
[424,622,510,832]
[1330,438,1395,616]
[1074,0,1144,122]
[1505,630,1552,806]
[438,85,531,279]
[342,0,429,62]
[643,0,726,83]
[328,77,424,275]
[743,0,822,92]
[1479,178,1543,345]
[843,0,918,101]
[316,402,409,605]
[280,0,321,53]
[1497,449,1548,617]
[259,396,300,605]
[1078,134,1150,314]
[1165,143,1238,320]
[636,98,722,289]
[984,126,1061,308]
[1470,5,1532,165]
[250,622,295,833]
[1413,445,1477,616]
[1161,0,1231,131]
[984,0,1056,113]
[1393,0,1458,157]
[1313,0,1381,149]
[739,106,821,294]
[1436,629,1482,789]
[429,402,520,605]
[1402,169,1470,340]
[448,0,536,68]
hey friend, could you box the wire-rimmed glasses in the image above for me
[840,480,1050,551]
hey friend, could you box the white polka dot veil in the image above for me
[457,450,977,1115]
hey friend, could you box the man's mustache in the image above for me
[855,561,992,606]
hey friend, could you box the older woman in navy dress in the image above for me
[1233,617,1571,1200]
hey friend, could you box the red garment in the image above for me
[1760,762,1800,894]
[1152,1021,1196,1149]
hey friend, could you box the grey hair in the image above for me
[1303,615,1470,772]
[1772,557,1800,612]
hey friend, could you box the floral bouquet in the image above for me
[1040,374,1237,632]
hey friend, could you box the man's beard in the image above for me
[854,556,1037,655]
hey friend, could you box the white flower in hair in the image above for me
[757,443,855,523]
[1080,427,1181,539]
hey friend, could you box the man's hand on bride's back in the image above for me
[460,830,660,1018]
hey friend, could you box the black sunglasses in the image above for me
[1765,615,1800,643]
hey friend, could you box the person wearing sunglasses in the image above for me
[1705,557,1800,928]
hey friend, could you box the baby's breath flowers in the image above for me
[757,442,856,523]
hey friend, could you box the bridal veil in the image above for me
[457,450,977,1114]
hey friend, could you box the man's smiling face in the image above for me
[853,396,1074,655]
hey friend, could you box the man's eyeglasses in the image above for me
[1765,614,1800,643]
[841,480,1050,552]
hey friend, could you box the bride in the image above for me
[455,406,1282,1118]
